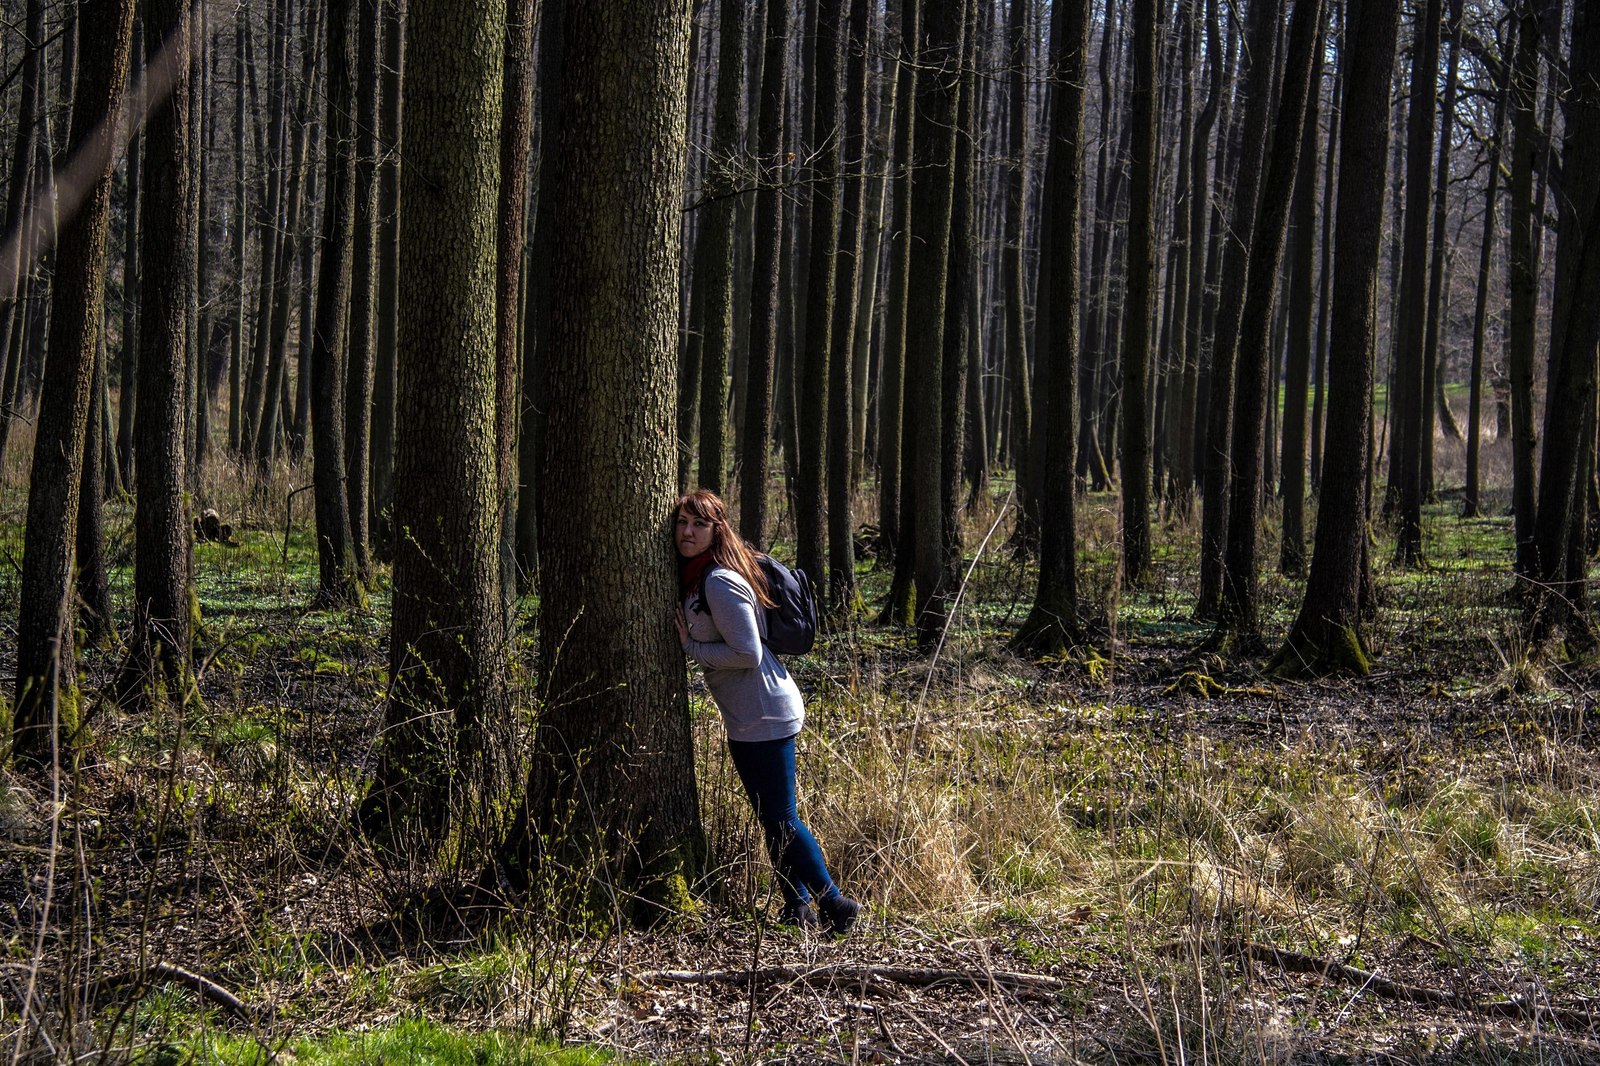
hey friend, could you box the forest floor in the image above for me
[2,467,1599,1064]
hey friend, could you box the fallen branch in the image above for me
[91,961,256,1020]
[1166,939,1598,1030]
[629,963,1072,996]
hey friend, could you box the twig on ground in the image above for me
[90,961,256,1020]
[629,963,1072,996]
[1163,939,1599,1030]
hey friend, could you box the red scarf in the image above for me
[679,551,717,599]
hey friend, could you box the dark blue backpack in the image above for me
[700,554,818,656]
[754,553,818,656]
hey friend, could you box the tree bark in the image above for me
[361,0,511,868]
[117,0,198,711]
[1197,0,1282,618]
[1218,0,1324,638]
[507,0,704,919]
[1012,0,1089,655]
[1528,0,1600,637]
[1121,0,1158,585]
[739,0,790,547]
[12,0,136,764]
[1271,0,1399,676]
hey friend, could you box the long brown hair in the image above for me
[676,489,775,608]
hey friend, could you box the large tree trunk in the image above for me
[117,0,198,711]
[1271,0,1399,677]
[506,0,703,919]
[12,0,136,765]
[1012,0,1089,656]
[361,0,510,869]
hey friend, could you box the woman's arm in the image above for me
[683,572,764,670]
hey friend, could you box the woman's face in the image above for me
[676,508,716,558]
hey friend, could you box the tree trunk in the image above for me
[506,0,703,919]
[797,0,842,592]
[1121,0,1158,585]
[1012,0,1089,655]
[1419,0,1465,497]
[1272,0,1398,677]
[907,0,964,650]
[1464,20,1510,519]
[739,0,790,547]
[828,0,870,615]
[1218,0,1324,637]
[1528,0,1600,636]
[514,0,562,587]
[1507,0,1542,578]
[361,0,511,869]
[1197,0,1281,618]
[1280,5,1324,576]
[117,0,198,711]
[878,0,915,593]
[1390,0,1443,566]
[495,0,536,606]
[697,0,751,496]
[12,0,135,764]
[371,0,404,551]
[344,0,383,586]
[309,0,362,606]
[1004,0,1037,550]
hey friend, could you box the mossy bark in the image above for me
[497,0,704,925]
[12,0,136,764]
[361,0,511,871]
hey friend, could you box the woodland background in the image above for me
[1,0,1599,1060]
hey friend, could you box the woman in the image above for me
[673,488,861,934]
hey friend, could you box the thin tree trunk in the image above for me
[1013,0,1089,655]
[1272,0,1399,676]
[118,0,198,711]
[739,0,790,547]
[1465,20,1510,519]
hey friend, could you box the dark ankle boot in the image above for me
[777,901,820,930]
[817,894,861,935]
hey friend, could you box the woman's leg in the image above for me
[727,735,839,906]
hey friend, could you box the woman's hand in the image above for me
[674,606,689,647]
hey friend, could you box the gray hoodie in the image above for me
[682,567,805,743]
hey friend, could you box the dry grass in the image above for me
[2,443,1598,1063]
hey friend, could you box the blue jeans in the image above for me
[727,734,840,909]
